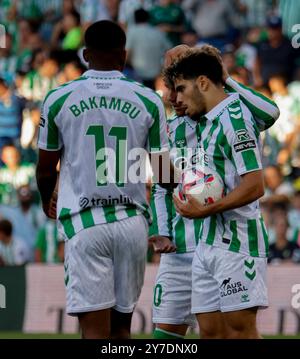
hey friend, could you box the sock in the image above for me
[153,328,185,339]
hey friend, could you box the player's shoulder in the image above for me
[220,95,252,128]
[42,76,88,107]
[119,76,164,107]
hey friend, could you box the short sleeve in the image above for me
[223,102,263,176]
[38,92,65,151]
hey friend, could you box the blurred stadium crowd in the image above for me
[0,0,300,267]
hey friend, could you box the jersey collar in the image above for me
[204,93,239,122]
[82,70,123,79]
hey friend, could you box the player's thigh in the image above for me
[192,242,220,315]
[222,307,261,338]
[153,252,195,328]
[64,225,115,315]
[112,215,149,313]
[78,309,111,339]
[197,311,226,339]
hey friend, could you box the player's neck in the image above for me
[205,89,228,113]
[88,64,123,72]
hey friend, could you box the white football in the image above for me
[177,167,225,205]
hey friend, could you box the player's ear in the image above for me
[120,49,127,70]
[83,48,89,63]
[196,75,209,92]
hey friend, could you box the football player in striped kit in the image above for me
[170,49,270,339]
[150,45,279,339]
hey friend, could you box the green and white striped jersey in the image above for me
[149,115,203,253]
[149,77,279,254]
[38,70,169,240]
[198,93,268,257]
[35,220,63,263]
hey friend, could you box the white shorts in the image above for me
[192,241,268,314]
[153,252,197,326]
[64,215,148,315]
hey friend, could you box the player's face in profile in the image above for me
[164,81,187,116]
[175,78,205,118]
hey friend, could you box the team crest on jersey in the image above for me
[233,129,256,153]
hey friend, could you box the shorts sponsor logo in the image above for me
[220,277,248,298]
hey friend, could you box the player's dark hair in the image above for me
[84,20,126,51]
[0,219,13,237]
[165,50,223,85]
[134,9,149,24]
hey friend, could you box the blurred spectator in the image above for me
[279,0,300,40]
[183,0,239,49]
[20,105,40,162]
[268,214,300,264]
[126,8,171,89]
[0,218,29,266]
[16,19,43,73]
[20,52,59,104]
[105,0,121,22]
[268,74,298,144]
[150,0,186,46]
[181,28,199,47]
[0,185,45,260]
[35,219,64,263]
[38,0,64,42]
[80,0,112,30]
[0,32,18,82]
[239,0,275,28]
[262,165,294,205]
[234,32,257,74]
[61,11,82,50]
[57,59,86,84]
[288,191,300,230]
[0,145,36,206]
[253,15,298,87]
[118,0,156,29]
[0,77,25,153]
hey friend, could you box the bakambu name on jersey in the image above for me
[69,96,141,119]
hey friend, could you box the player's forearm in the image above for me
[149,184,173,237]
[206,171,264,216]
[36,165,58,205]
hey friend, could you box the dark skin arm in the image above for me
[36,149,61,219]
[149,151,180,190]
[174,170,264,219]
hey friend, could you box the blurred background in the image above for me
[0,0,300,338]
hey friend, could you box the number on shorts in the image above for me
[153,284,163,307]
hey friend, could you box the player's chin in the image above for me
[175,109,186,117]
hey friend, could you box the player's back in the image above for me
[38,70,167,239]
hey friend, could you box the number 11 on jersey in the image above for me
[86,124,128,187]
